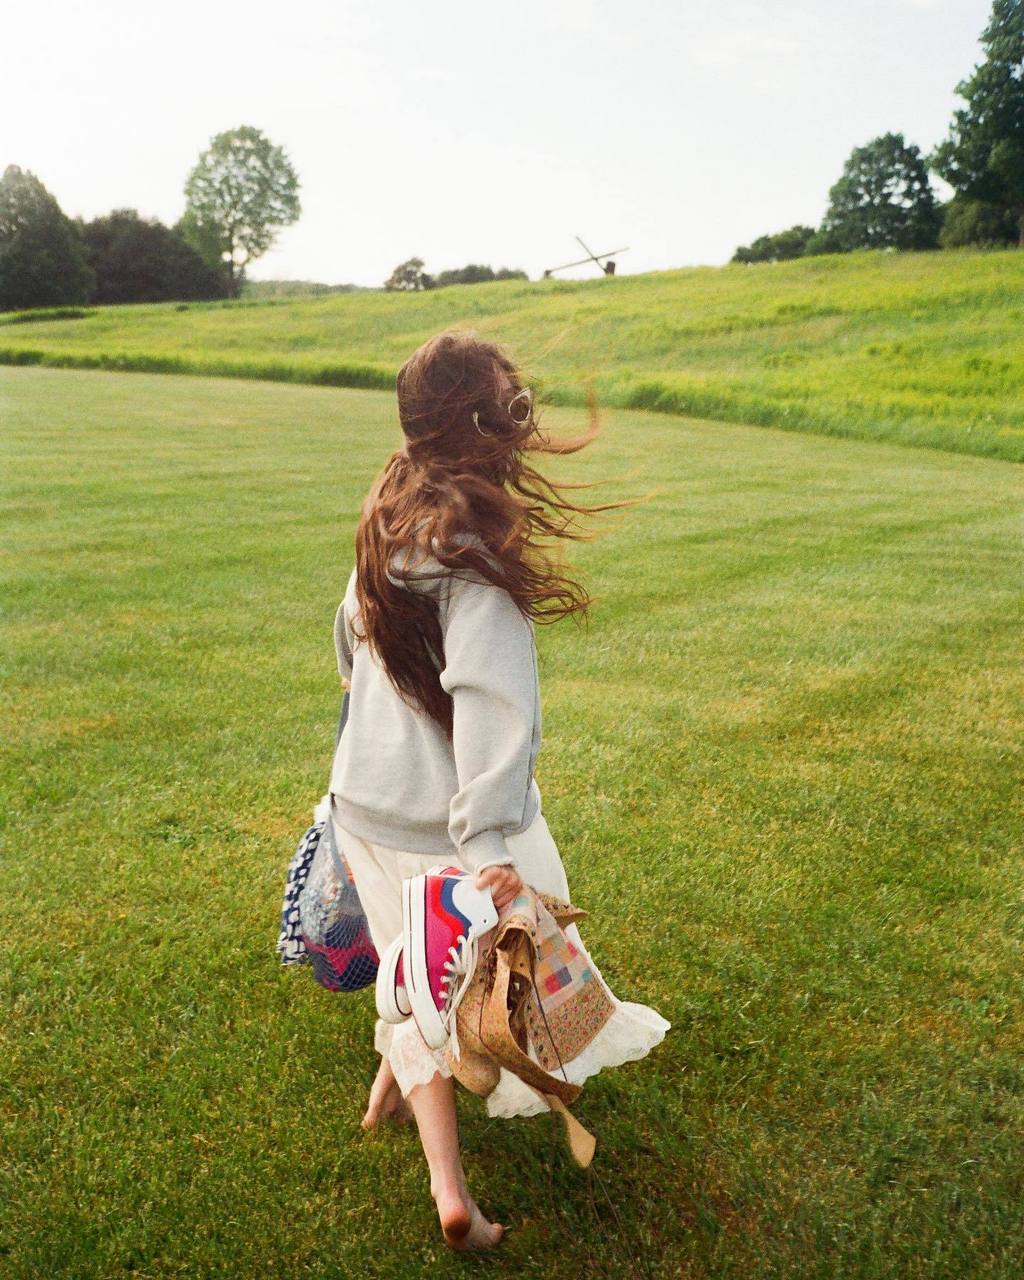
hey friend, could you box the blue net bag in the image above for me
[276,793,380,992]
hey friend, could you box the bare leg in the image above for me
[361,1053,412,1130]
[405,1070,505,1251]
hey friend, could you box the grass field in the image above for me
[3,366,1023,1278]
[2,248,1024,462]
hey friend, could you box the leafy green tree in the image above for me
[732,225,816,264]
[931,0,1024,246]
[77,209,227,304]
[384,257,434,290]
[0,165,94,311]
[181,126,301,297]
[939,195,1020,247]
[433,263,529,286]
[173,208,226,275]
[806,133,941,254]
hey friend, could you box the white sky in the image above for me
[2,0,990,286]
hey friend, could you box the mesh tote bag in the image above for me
[275,690,380,992]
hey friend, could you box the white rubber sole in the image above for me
[375,933,410,1024]
[402,874,450,1050]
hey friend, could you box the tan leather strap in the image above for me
[543,1092,597,1168]
[479,933,582,1106]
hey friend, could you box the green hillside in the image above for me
[2,248,1023,461]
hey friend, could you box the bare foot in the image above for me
[361,1059,413,1130]
[432,1178,505,1251]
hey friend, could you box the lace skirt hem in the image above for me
[375,994,671,1119]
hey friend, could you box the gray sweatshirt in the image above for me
[328,536,542,873]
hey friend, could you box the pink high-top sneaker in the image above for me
[375,866,468,1026]
[402,864,499,1054]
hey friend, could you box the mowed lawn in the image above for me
[2,365,1022,1279]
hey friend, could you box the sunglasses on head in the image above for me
[507,386,533,425]
[473,386,534,436]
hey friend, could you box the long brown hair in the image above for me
[353,328,640,737]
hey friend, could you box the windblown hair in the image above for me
[353,329,640,737]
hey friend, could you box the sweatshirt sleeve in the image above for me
[333,569,357,680]
[438,574,539,875]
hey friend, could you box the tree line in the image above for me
[383,258,527,290]
[733,0,1023,262]
[0,125,301,312]
[0,125,527,313]
[5,0,1018,308]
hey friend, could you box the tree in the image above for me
[0,165,94,311]
[931,0,1024,246]
[181,126,301,298]
[173,208,225,276]
[77,209,227,304]
[432,263,529,286]
[732,225,816,264]
[384,257,434,290]
[939,194,1020,247]
[806,133,942,254]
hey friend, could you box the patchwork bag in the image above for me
[442,886,615,1167]
[275,691,380,992]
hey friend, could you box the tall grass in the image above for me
[2,247,1022,460]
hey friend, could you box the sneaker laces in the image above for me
[439,931,480,1061]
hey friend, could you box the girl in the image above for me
[329,330,670,1251]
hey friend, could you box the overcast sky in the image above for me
[2,0,991,286]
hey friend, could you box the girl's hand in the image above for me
[474,864,523,912]
[340,676,351,691]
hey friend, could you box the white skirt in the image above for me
[331,798,672,1119]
